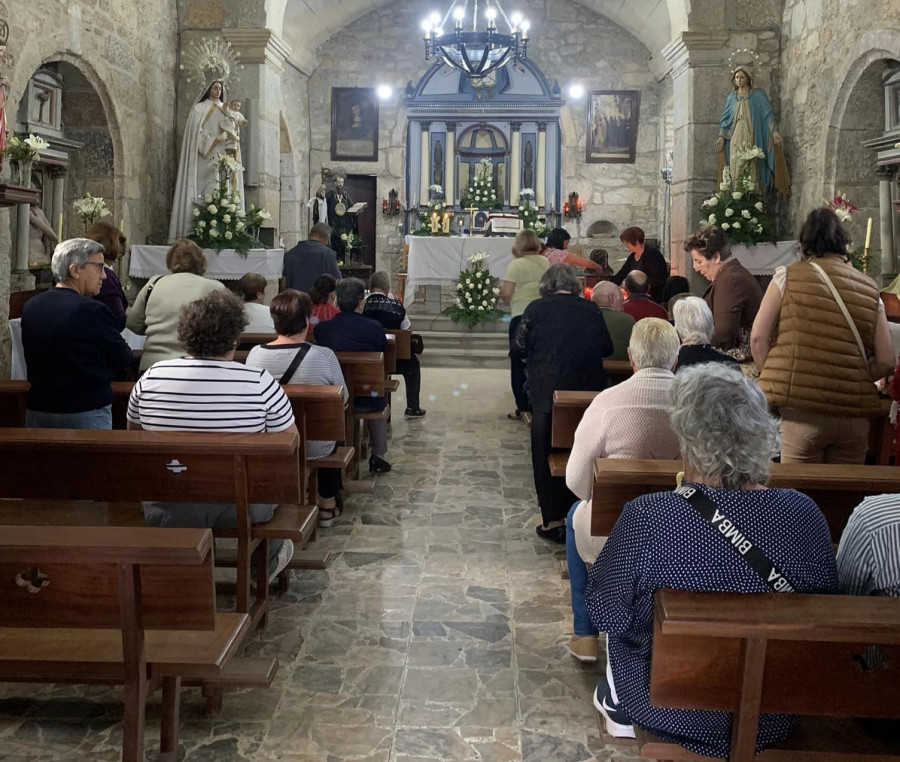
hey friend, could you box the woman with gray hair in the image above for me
[673,296,738,372]
[513,263,613,542]
[586,363,837,755]
[21,238,133,429]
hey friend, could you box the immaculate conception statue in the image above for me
[168,38,245,242]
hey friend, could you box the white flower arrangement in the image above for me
[461,158,500,210]
[190,183,271,255]
[446,252,502,327]
[700,168,770,245]
[2,133,50,163]
[72,193,111,231]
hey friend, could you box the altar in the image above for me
[404,236,515,305]
[730,241,800,275]
[129,245,284,281]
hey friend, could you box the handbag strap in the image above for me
[279,343,312,384]
[674,484,796,593]
[142,274,167,312]
[808,260,867,363]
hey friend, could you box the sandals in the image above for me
[318,504,343,528]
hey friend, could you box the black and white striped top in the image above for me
[836,493,900,598]
[127,358,294,433]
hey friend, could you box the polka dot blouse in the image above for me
[586,484,837,758]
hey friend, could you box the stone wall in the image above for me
[780,0,900,248]
[0,0,177,378]
[301,0,666,279]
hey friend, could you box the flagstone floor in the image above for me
[0,368,638,762]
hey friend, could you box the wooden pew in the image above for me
[641,589,900,762]
[605,359,633,386]
[335,351,387,482]
[0,525,274,762]
[236,332,276,351]
[0,428,313,636]
[589,459,900,541]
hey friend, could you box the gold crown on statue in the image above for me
[728,48,762,76]
[180,38,241,87]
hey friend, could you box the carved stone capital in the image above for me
[420,121,432,132]
[510,121,522,132]
[445,121,456,133]
[537,122,547,133]
[661,31,731,79]
[876,163,897,180]
[222,28,292,75]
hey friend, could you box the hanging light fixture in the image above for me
[422,2,529,78]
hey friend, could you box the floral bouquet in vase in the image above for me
[445,252,503,328]
[415,184,449,235]
[2,134,49,187]
[190,155,269,255]
[517,189,547,237]
[699,148,771,245]
[72,193,110,231]
[461,158,502,210]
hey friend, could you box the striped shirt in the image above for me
[126,358,294,433]
[836,494,900,598]
[245,343,348,459]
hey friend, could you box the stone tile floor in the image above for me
[0,368,640,761]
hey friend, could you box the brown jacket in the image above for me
[757,256,881,417]
[703,258,763,349]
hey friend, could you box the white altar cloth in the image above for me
[130,245,284,280]
[404,236,516,304]
[730,240,800,275]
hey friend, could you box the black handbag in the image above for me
[411,333,424,355]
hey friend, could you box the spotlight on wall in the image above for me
[377,85,393,99]
[568,84,585,99]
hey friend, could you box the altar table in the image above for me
[730,240,800,275]
[404,236,516,305]
[130,245,284,280]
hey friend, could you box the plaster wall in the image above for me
[301,0,665,277]
[0,0,177,378]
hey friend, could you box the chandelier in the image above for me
[422,2,529,78]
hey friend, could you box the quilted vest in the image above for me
[757,256,881,417]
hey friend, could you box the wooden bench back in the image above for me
[590,459,900,541]
[0,429,302,506]
[651,589,900,718]
[387,329,412,361]
[335,352,386,397]
[0,526,216,631]
[236,332,277,351]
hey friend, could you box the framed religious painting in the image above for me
[586,90,640,164]
[331,87,379,162]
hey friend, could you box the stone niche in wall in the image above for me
[404,60,563,224]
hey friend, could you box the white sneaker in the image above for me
[593,683,636,739]
[268,539,294,584]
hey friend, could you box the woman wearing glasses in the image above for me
[21,238,133,429]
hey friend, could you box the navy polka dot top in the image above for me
[586,484,837,758]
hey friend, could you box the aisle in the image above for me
[0,368,626,761]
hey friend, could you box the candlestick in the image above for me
[57,212,63,243]
[865,217,873,250]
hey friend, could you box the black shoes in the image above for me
[405,407,426,417]
[535,524,566,544]
[369,454,392,473]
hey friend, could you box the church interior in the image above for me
[2,0,900,760]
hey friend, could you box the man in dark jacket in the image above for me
[281,223,342,292]
[316,278,392,472]
[363,271,425,417]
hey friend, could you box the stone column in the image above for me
[510,122,522,207]
[877,165,896,280]
[419,121,431,206]
[445,122,456,206]
[222,28,291,235]
[537,123,547,209]
[49,168,67,237]
[15,204,30,272]
[662,32,730,276]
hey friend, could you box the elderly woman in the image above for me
[542,227,601,270]
[586,363,837,754]
[611,227,668,303]
[514,264,612,542]
[127,289,296,579]
[751,208,895,464]
[126,239,227,373]
[22,239,133,429]
[673,297,739,371]
[238,272,275,333]
[246,290,349,528]
[685,226,762,354]
[87,221,129,330]
[501,229,550,421]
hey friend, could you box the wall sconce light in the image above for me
[563,191,583,220]
[382,188,401,216]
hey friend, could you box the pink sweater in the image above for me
[565,368,681,501]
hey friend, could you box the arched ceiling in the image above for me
[281,0,676,75]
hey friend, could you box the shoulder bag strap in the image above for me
[673,484,797,593]
[142,274,168,312]
[808,260,867,363]
[280,343,312,384]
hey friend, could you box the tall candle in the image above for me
[865,217,873,250]
[57,212,63,243]
[430,213,438,235]
[442,212,451,235]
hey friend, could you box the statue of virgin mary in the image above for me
[168,80,244,242]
